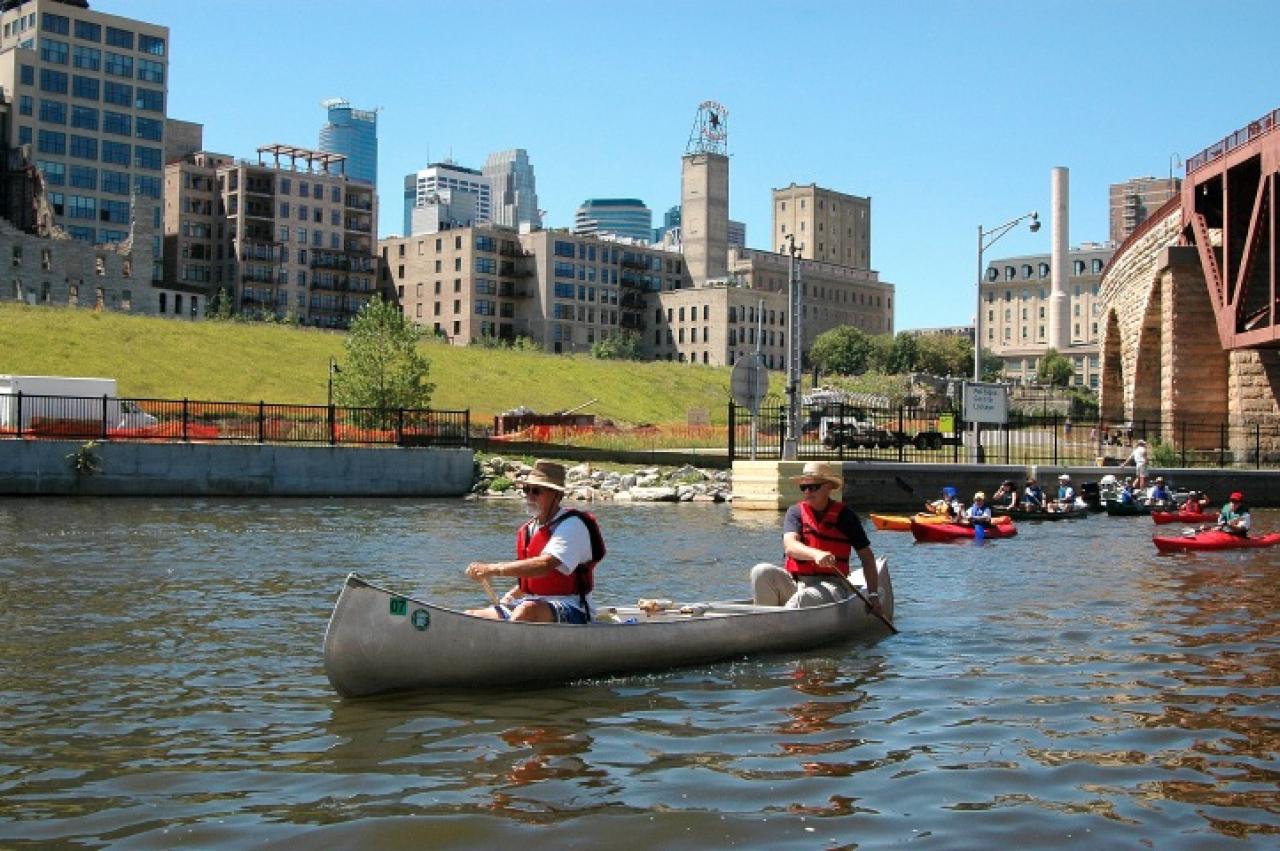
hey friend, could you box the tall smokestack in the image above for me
[1049,167,1070,352]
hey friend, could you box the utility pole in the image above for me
[783,234,803,460]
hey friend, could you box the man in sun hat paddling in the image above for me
[750,461,882,612]
[465,459,606,623]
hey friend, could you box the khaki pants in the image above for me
[750,563,849,608]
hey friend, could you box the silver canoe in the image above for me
[322,558,895,697]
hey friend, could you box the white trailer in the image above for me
[0,375,157,431]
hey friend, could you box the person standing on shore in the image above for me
[751,462,882,612]
[1125,439,1149,489]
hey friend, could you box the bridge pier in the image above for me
[1162,246,1230,450]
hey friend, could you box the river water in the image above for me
[1,497,1277,849]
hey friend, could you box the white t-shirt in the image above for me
[1132,446,1148,467]
[522,508,594,611]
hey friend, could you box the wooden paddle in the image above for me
[824,560,899,635]
[479,576,500,605]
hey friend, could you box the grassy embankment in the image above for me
[1,303,786,446]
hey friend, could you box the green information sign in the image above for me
[389,598,408,616]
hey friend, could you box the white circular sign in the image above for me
[730,354,770,413]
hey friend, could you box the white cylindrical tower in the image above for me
[1048,166,1071,352]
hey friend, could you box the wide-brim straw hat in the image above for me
[522,459,567,493]
[792,461,842,488]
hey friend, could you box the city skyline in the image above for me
[105,0,1280,331]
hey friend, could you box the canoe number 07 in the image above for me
[389,598,408,616]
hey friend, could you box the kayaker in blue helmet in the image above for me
[1217,491,1251,537]
[926,485,962,519]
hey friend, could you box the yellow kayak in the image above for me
[871,512,1013,532]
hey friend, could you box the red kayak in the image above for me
[1151,509,1218,525]
[1153,530,1280,553]
[910,519,1018,542]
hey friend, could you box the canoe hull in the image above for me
[991,508,1089,521]
[1151,510,1218,525]
[871,513,1011,531]
[909,520,1018,542]
[323,560,895,697]
[1152,531,1280,553]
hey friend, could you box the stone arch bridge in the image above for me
[1099,108,1280,461]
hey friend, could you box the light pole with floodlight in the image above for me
[974,212,1040,382]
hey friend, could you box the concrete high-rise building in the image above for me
[165,143,379,328]
[483,148,540,231]
[0,0,168,277]
[164,118,202,164]
[1109,176,1180,244]
[402,161,491,235]
[573,198,652,243]
[318,98,377,186]
[681,152,728,284]
[981,243,1113,388]
[772,183,871,269]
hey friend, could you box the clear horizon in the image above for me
[106,0,1280,332]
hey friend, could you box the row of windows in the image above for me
[33,100,162,140]
[22,65,165,112]
[986,283,1102,302]
[987,259,1107,281]
[36,39,163,82]
[551,239,680,272]
[28,129,161,170]
[271,226,344,250]
[35,13,165,55]
[277,203,343,227]
[987,321,1100,342]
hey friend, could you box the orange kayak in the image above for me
[871,513,1013,532]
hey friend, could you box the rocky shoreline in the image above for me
[473,456,733,503]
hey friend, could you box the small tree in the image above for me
[333,296,435,417]
[884,332,919,374]
[980,348,1005,382]
[915,333,971,378]
[207,288,235,321]
[591,330,644,361]
[810,326,872,375]
[1038,348,1075,387]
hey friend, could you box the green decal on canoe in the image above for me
[411,609,430,631]
[389,598,408,617]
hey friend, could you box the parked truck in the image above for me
[0,375,157,433]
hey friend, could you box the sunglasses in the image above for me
[799,483,824,493]
[525,486,545,496]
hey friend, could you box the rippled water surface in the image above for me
[1,497,1278,849]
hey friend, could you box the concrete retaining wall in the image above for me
[0,439,475,497]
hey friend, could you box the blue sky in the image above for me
[109,0,1280,330]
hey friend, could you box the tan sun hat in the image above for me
[792,461,842,488]
[522,459,567,493]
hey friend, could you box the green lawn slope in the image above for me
[1,303,781,424]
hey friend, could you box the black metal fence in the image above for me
[0,392,470,448]
[729,399,1280,468]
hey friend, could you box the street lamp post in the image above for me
[327,356,339,408]
[782,234,803,460]
[974,212,1040,382]
[972,212,1039,464]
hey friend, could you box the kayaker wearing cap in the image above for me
[926,485,962,519]
[1052,474,1076,511]
[958,491,992,526]
[1147,476,1172,506]
[1125,439,1149,489]
[751,461,882,612]
[1217,491,1251,537]
[465,459,606,623]
[1023,478,1045,510]
[1181,490,1210,513]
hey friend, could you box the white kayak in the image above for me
[323,558,895,697]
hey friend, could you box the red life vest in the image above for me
[784,500,853,577]
[515,509,606,601]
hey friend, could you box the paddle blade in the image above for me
[974,522,985,542]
